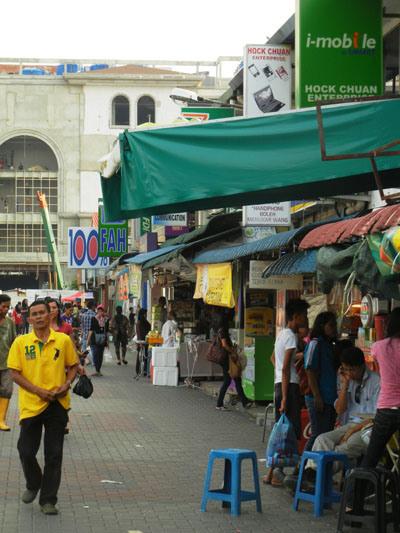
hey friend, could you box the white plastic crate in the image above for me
[152,367,179,387]
[151,347,178,367]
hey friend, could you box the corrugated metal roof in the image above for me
[125,245,185,265]
[192,227,310,264]
[299,204,400,250]
[262,250,317,278]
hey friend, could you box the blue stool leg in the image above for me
[201,456,215,512]
[314,458,325,517]
[222,459,232,509]
[251,455,262,513]
[231,455,241,516]
[293,455,307,511]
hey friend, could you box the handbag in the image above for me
[72,375,94,399]
[229,356,241,379]
[206,336,228,364]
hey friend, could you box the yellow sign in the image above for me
[245,307,274,336]
[129,265,142,298]
[194,263,235,308]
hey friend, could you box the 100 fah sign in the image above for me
[295,0,383,108]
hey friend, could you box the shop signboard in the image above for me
[117,269,129,302]
[129,264,142,299]
[193,263,235,308]
[68,227,109,269]
[249,260,303,290]
[140,216,152,235]
[98,201,128,257]
[165,226,189,238]
[152,213,187,226]
[243,203,291,227]
[243,44,292,117]
[245,307,274,336]
[243,226,276,243]
[295,0,383,108]
[181,107,235,121]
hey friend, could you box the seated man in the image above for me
[285,346,380,490]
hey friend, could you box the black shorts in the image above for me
[274,382,301,440]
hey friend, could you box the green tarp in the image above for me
[101,99,400,221]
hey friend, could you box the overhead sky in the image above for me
[2,0,295,72]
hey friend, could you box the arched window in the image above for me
[137,95,155,125]
[112,95,130,126]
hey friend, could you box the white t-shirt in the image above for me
[274,328,298,384]
[161,320,178,347]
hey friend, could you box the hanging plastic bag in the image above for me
[266,413,299,468]
[72,375,94,399]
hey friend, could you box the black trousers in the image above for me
[92,344,105,372]
[217,358,249,408]
[114,335,128,360]
[274,382,302,440]
[362,408,400,467]
[17,401,68,506]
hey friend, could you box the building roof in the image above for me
[79,64,186,76]
[262,249,317,278]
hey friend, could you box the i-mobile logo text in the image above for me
[306,32,376,50]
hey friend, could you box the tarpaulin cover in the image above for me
[101,99,400,221]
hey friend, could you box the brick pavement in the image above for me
[0,348,342,533]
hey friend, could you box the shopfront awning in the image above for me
[262,250,317,278]
[299,204,400,250]
[192,225,318,264]
[101,99,400,221]
[125,244,185,266]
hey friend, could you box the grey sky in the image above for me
[2,0,294,65]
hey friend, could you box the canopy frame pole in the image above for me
[316,95,400,205]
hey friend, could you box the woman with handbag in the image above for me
[86,305,108,377]
[215,326,253,411]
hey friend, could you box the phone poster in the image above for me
[244,44,292,117]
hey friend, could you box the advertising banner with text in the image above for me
[295,0,383,108]
[244,44,292,117]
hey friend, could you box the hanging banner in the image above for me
[244,44,292,117]
[68,227,109,269]
[129,264,142,298]
[295,0,383,108]
[194,263,235,308]
[245,307,274,336]
[117,269,129,302]
[98,200,129,257]
[243,203,291,226]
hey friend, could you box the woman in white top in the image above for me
[161,311,178,347]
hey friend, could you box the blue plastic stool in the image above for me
[201,448,262,516]
[293,450,348,517]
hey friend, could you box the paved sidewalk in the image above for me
[0,349,340,533]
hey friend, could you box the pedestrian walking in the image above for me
[80,300,96,364]
[7,299,78,515]
[21,299,29,334]
[12,302,23,335]
[48,299,73,336]
[135,308,151,376]
[109,306,130,365]
[87,304,108,376]
[215,321,252,411]
[0,294,17,431]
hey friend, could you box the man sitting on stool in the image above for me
[285,347,380,491]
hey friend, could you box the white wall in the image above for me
[370,189,400,209]
[84,85,183,135]
[80,171,102,212]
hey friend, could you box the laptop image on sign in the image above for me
[253,85,285,113]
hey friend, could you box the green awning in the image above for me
[101,99,400,221]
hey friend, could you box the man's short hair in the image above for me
[86,300,96,310]
[0,294,11,304]
[285,298,310,321]
[340,346,365,367]
[29,299,50,316]
[64,302,72,310]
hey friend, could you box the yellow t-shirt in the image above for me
[7,328,79,421]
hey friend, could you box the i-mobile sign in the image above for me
[68,227,109,269]
[244,44,292,117]
[295,0,383,108]
[98,201,129,257]
[243,203,291,227]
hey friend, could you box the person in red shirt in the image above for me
[12,303,24,335]
[47,299,73,337]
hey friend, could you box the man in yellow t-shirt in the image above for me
[8,299,78,516]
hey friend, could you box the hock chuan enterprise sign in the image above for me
[295,0,383,108]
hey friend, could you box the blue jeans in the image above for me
[304,396,337,451]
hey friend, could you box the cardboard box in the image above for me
[152,347,178,367]
[152,367,179,387]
